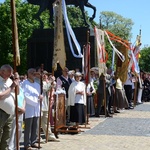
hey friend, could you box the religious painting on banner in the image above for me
[94,27,107,76]
[115,44,129,84]
[52,0,66,71]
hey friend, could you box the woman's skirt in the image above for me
[70,103,85,124]
[87,95,95,116]
[115,89,129,109]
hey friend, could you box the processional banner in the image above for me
[94,27,107,76]
[115,45,129,83]
[52,0,66,71]
[129,34,141,74]
[83,43,90,85]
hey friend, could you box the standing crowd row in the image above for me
[0,64,149,150]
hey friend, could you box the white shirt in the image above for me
[68,81,86,106]
[42,81,51,111]
[22,79,41,119]
[87,80,95,95]
[116,78,123,90]
[124,73,133,86]
[0,76,15,115]
[56,75,69,89]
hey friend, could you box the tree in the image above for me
[0,0,48,74]
[139,47,150,72]
[100,11,134,40]
[67,6,97,28]
[0,1,97,74]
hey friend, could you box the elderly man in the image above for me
[0,64,19,150]
[34,69,58,142]
[22,68,43,149]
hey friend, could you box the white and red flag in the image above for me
[94,27,108,76]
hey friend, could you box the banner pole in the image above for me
[11,0,20,149]
[46,68,55,142]
[38,64,44,148]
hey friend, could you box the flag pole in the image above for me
[11,0,20,149]
[84,30,90,126]
[46,68,55,143]
[38,64,44,148]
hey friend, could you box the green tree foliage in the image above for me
[67,6,97,28]
[100,11,134,40]
[0,0,41,74]
[139,47,150,72]
[0,1,96,74]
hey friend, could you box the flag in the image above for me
[52,0,66,71]
[83,43,90,85]
[130,31,141,73]
[94,27,107,76]
[131,50,140,73]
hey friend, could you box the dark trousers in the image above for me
[0,109,13,150]
[96,89,110,116]
[24,117,39,147]
[124,85,133,106]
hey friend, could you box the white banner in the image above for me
[62,0,83,58]
[94,27,107,76]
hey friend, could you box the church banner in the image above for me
[94,27,107,76]
[53,0,66,70]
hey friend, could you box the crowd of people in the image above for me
[0,64,150,150]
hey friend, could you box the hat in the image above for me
[74,72,82,77]
[90,67,99,74]
[43,70,52,75]
[68,70,75,75]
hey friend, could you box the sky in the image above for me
[0,0,149,48]
[86,0,150,48]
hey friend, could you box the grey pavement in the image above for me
[21,102,150,150]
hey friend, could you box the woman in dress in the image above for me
[68,72,86,127]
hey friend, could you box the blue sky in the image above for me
[86,0,150,48]
[0,0,149,48]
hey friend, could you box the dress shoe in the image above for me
[106,114,113,117]
[128,106,134,109]
[24,146,33,150]
[95,115,100,118]
[48,135,60,142]
[136,102,143,105]
[35,137,45,144]
[31,143,41,148]
[114,110,120,113]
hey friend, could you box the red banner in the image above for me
[84,43,90,85]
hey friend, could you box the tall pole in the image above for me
[103,74,107,117]
[10,0,20,150]
[46,68,54,143]
[86,30,90,125]
[38,64,44,148]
